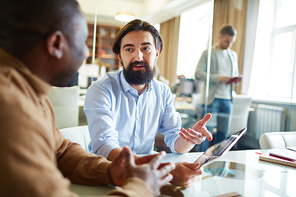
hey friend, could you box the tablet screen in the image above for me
[211,128,246,156]
[195,127,247,166]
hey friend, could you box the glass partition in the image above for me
[203,0,296,151]
[77,0,122,126]
[77,0,99,126]
[194,0,246,152]
[185,0,296,152]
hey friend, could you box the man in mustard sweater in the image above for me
[0,1,175,196]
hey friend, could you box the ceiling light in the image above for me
[115,11,136,22]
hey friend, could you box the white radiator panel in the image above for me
[250,104,286,139]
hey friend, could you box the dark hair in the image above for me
[112,19,163,55]
[219,24,237,37]
[0,0,81,57]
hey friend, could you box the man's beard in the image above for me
[122,61,155,85]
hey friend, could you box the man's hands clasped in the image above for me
[109,146,175,196]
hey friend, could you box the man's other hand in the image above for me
[169,162,202,188]
[109,146,175,196]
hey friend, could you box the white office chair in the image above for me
[60,125,90,152]
[229,95,252,135]
[60,126,159,154]
[48,86,80,129]
[259,132,296,149]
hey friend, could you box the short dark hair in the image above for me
[0,0,81,58]
[219,24,237,37]
[112,19,163,55]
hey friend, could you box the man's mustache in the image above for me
[129,61,149,68]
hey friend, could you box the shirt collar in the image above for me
[146,81,152,92]
[0,47,52,96]
[119,70,152,93]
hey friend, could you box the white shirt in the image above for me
[84,71,181,158]
[215,49,232,99]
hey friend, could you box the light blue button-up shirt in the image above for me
[84,71,181,158]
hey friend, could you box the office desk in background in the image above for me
[70,149,296,197]
[174,97,202,129]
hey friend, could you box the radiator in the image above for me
[248,104,286,140]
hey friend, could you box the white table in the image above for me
[71,149,296,197]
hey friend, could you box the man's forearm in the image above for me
[174,137,194,153]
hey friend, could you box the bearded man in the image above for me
[84,19,213,188]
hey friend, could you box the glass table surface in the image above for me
[71,149,296,197]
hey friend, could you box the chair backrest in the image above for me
[60,125,90,152]
[229,95,252,135]
[259,131,296,149]
[48,86,80,129]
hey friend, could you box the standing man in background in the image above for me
[84,19,213,188]
[195,24,240,152]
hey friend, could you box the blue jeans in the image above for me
[195,98,232,152]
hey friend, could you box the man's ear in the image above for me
[118,54,122,62]
[156,49,160,59]
[46,31,66,59]
[218,34,222,40]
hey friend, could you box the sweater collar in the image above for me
[0,47,52,96]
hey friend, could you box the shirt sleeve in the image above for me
[195,49,208,81]
[84,81,120,158]
[157,85,182,153]
[56,132,153,197]
[195,49,220,84]
[0,91,81,196]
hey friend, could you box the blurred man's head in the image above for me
[112,19,162,85]
[0,0,89,87]
[217,24,237,49]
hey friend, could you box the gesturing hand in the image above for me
[109,146,175,196]
[179,113,213,145]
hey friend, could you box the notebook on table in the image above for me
[259,149,296,168]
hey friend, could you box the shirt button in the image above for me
[136,135,139,138]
